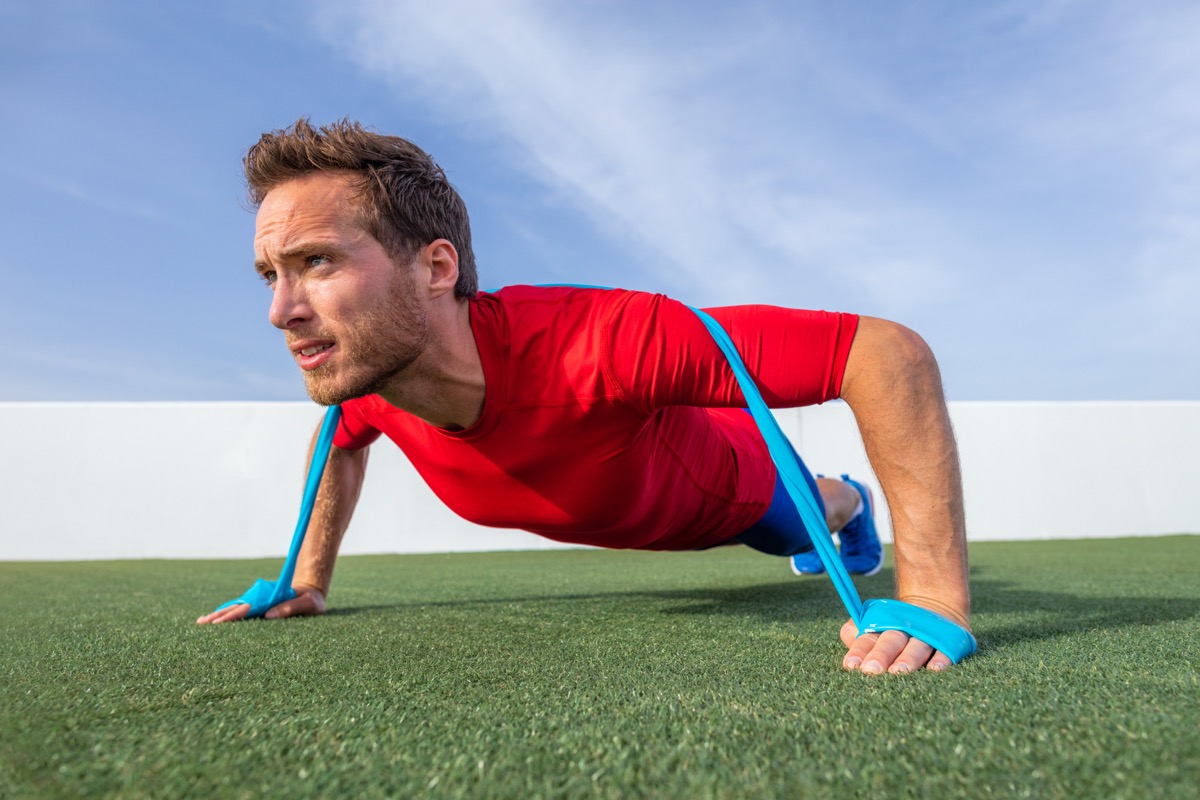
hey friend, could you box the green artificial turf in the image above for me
[1,535,1197,799]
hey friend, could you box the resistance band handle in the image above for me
[213,577,294,618]
[859,599,977,664]
[212,404,343,619]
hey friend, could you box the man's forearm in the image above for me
[292,426,369,597]
[840,317,970,627]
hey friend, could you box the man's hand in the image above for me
[839,618,956,674]
[195,586,327,625]
[195,427,366,626]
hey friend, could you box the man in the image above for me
[198,119,971,676]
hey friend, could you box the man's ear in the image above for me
[421,239,460,298]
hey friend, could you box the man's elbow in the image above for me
[884,319,939,375]
[841,317,944,401]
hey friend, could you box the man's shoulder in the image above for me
[478,284,672,329]
[477,285,631,335]
[482,283,632,306]
[472,286,674,401]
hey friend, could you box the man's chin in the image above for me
[302,373,379,407]
[299,346,418,406]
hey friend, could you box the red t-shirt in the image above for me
[334,286,858,550]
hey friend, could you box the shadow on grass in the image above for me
[326,573,1200,654]
[327,579,840,623]
[970,580,1199,651]
[229,554,875,626]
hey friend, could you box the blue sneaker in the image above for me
[838,474,883,576]
[790,549,825,575]
[790,472,828,575]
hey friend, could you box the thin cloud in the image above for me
[311,0,962,313]
[36,176,164,222]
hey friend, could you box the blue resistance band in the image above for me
[688,307,976,663]
[213,404,343,618]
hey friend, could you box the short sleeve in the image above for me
[603,291,858,414]
[332,398,383,450]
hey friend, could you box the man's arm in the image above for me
[837,316,970,673]
[195,422,369,624]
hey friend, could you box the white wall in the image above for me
[788,402,1200,542]
[2,402,1197,560]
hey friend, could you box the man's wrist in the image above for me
[896,594,970,631]
[294,581,328,599]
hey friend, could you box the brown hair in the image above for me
[244,118,477,298]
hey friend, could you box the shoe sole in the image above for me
[790,560,825,576]
[854,560,883,577]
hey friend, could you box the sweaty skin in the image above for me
[201,171,971,675]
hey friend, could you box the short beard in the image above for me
[301,269,430,407]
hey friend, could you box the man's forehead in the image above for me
[258,171,359,217]
[254,172,363,251]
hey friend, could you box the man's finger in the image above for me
[856,629,910,675]
[208,604,249,624]
[195,603,250,625]
[840,618,860,649]
[263,597,309,620]
[263,589,325,620]
[843,628,878,671]
[927,650,955,672]
[887,634,935,674]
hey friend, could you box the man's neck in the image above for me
[376,299,485,431]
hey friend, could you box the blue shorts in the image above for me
[734,450,824,557]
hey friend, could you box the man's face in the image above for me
[253,171,428,406]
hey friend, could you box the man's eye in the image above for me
[261,270,277,286]
[307,254,330,267]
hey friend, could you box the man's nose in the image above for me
[268,279,312,330]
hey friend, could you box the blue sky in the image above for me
[3,0,1197,401]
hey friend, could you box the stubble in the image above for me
[301,268,429,406]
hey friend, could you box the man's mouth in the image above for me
[291,339,337,371]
